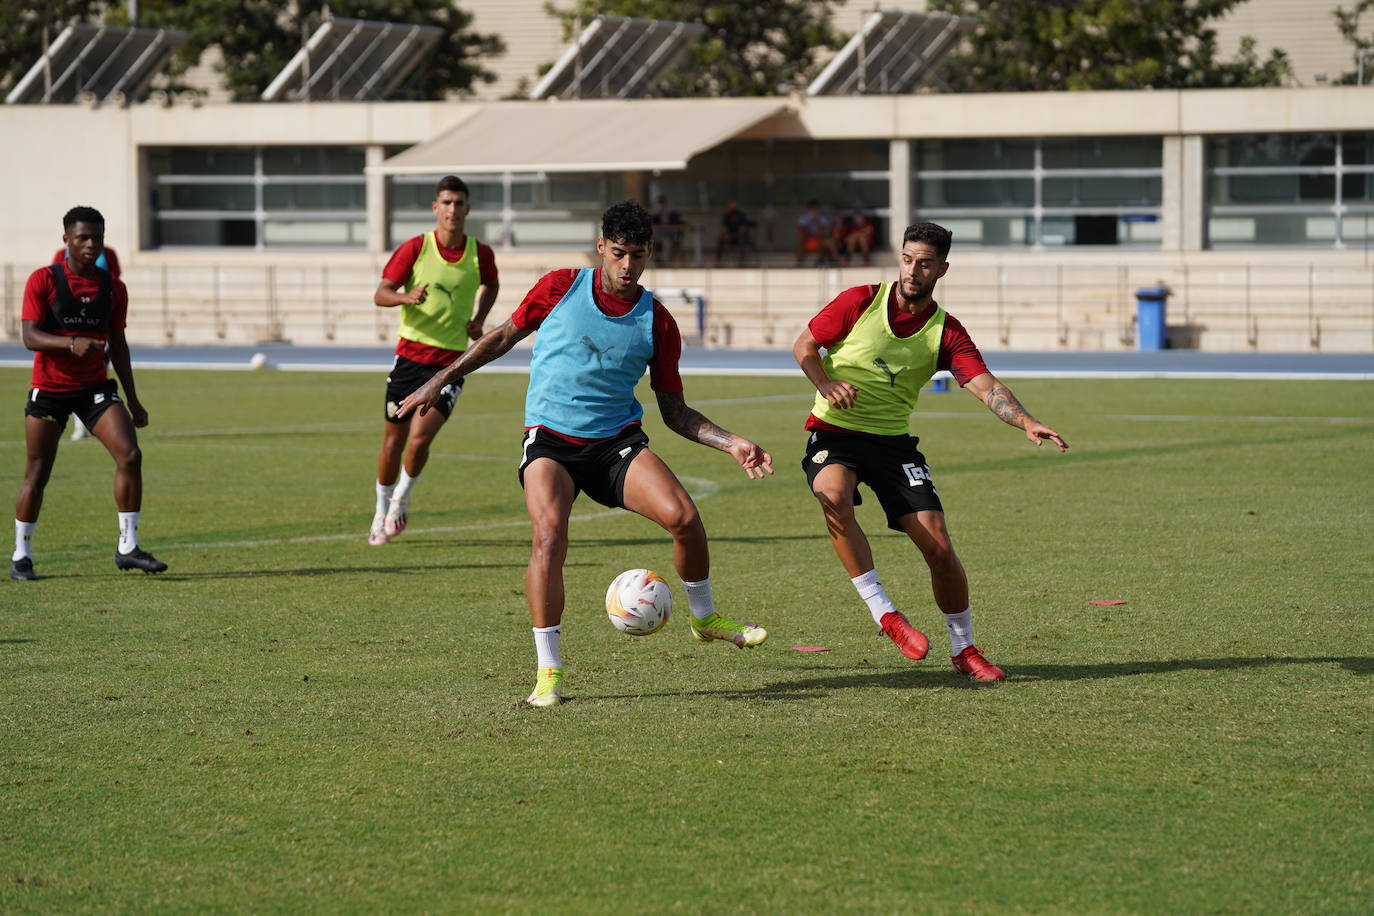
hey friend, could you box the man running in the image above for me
[399,201,773,707]
[368,175,498,545]
[793,221,1068,681]
[12,206,166,580]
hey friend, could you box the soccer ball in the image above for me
[605,568,672,636]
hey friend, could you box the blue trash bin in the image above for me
[1134,286,1170,351]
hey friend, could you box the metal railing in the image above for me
[4,260,1372,353]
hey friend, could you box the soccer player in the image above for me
[792,221,1068,681]
[368,175,498,545]
[52,242,119,441]
[12,207,166,580]
[398,201,773,707]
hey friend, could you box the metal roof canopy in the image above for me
[806,10,975,96]
[5,23,188,105]
[260,17,444,102]
[370,99,786,175]
[530,16,708,100]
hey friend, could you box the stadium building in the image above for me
[1,0,1370,353]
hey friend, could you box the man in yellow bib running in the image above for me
[792,221,1068,682]
[368,176,499,544]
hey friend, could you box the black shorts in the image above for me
[802,428,944,531]
[517,425,649,510]
[385,355,463,424]
[24,380,122,431]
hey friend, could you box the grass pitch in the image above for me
[1,367,1371,913]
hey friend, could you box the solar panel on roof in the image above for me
[5,23,188,105]
[806,10,974,96]
[260,17,445,102]
[529,16,708,100]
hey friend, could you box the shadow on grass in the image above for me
[1010,655,1374,680]
[91,560,557,581]
[577,655,1371,703]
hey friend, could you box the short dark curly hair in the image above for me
[63,206,105,231]
[902,221,953,260]
[600,200,654,247]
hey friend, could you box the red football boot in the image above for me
[951,645,1005,682]
[879,611,929,661]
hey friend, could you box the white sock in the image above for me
[118,511,139,554]
[945,607,973,655]
[391,469,418,507]
[681,577,716,620]
[533,625,562,669]
[14,520,35,561]
[374,481,394,516]
[852,569,898,625]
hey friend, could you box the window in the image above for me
[147,146,366,249]
[1207,132,1374,247]
[914,137,1163,248]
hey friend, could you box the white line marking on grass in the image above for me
[36,476,723,558]
[1114,413,1371,424]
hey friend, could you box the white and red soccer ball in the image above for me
[605,568,672,636]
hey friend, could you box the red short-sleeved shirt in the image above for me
[381,234,499,365]
[512,268,684,444]
[23,263,129,391]
[53,246,121,281]
[805,283,989,432]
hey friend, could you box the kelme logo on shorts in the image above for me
[811,449,829,464]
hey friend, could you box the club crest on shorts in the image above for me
[811,449,829,464]
[386,400,400,419]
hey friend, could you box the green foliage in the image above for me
[0,0,503,102]
[544,0,845,96]
[0,1,103,95]
[1332,0,1373,84]
[140,0,504,101]
[2,368,1372,910]
[927,0,1293,91]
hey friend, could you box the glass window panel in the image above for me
[1342,133,1371,165]
[155,217,255,246]
[920,215,1027,246]
[161,183,255,211]
[263,220,365,247]
[919,139,1035,171]
[153,147,255,175]
[465,180,504,210]
[546,175,610,207]
[1209,212,1334,246]
[918,177,1034,208]
[1343,211,1374,240]
[1042,176,1161,206]
[263,183,365,210]
[1211,174,1334,205]
[262,146,365,175]
[1211,133,1338,169]
[1041,137,1162,169]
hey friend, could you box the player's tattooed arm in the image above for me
[965,372,1069,451]
[656,391,734,448]
[656,391,775,478]
[397,320,529,418]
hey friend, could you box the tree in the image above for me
[139,0,504,101]
[543,1,845,97]
[0,1,103,96]
[0,1,503,102]
[1333,0,1373,84]
[924,0,1292,92]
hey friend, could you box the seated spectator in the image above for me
[651,194,685,264]
[795,200,838,267]
[840,211,875,266]
[715,200,753,265]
